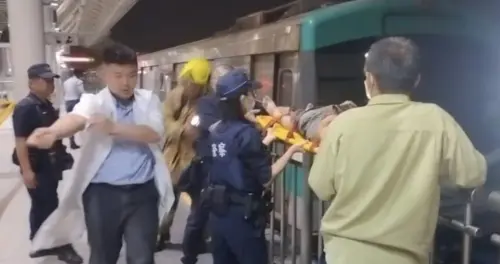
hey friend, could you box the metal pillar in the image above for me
[7,0,46,101]
[300,153,313,264]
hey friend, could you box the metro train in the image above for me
[138,0,500,262]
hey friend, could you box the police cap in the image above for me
[215,69,261,100]
[27,63,60,79]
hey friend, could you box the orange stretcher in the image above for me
[256,115,318,153]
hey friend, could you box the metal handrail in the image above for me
[438,216,482,238]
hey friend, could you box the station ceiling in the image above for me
[110,0,294,53]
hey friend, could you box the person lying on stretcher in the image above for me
[260,96,357,141]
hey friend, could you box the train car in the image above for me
[139,0,500,263]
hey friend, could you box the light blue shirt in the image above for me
[92,99,155,185]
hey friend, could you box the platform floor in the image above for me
[0,120,213,264]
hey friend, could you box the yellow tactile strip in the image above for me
[0,101,14,127]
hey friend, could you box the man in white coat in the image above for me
[26,43,174,264]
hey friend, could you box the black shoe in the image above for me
[29,244,82,262]
[56,245,83,264]
[156,233,171,252]
[156,240,169,252]
[29,248,57,258]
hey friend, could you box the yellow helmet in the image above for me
[179,58,212,85]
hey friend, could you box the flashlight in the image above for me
[190,115,200,127]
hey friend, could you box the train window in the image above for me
[252,54,275,101]
[277,69,294,106]
[157,73,171,102]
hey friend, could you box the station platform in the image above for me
[0,117,213,264]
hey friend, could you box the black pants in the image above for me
[181,192,210,264]
[83,180,159,264]
[65,100,79,145]
[27,171,61,240]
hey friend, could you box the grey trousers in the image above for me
[83,180,159,264]
[297,105,334,139]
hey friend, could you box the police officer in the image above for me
[12,63,82,264]
[205,69,271,264]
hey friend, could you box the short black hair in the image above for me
[364,37,420,93]
[219,97,247,121]
[73,69,84,77]
[102,43,137,65]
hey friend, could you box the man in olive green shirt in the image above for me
[309,37,487,264]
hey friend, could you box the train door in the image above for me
[276,53,298,106]
[273,52,309,264]
[251,54,275,101]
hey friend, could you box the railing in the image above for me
[268,144,316,264]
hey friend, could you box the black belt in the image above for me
[228,192,253,205]
[90,179,155,191]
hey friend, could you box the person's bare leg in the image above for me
[262,96,286,118]
[280,113,297,131]
[262,96,297,130]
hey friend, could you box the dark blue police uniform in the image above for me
[12,64,82,264]
[206,69,272,264]
[13,92,63,239]
[180,94,220,264]
[12,64,62,240]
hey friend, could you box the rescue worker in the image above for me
[308,37,487,264]
[205,69,272,264]
[176,64,235,264]
[159,58,212,252]
[12,63,82,263]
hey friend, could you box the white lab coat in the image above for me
[31,88,175,252]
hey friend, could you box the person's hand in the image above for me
[27,127,57,149]
[263,128,277,143]
[88,114,115,134]
[244,109,261,123]
[289,140,306,153]
[22,170,37,189]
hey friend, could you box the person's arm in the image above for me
[163,88,185,139]
[440,110,487,188]
[110,93,163,143]
[49,93,95,139]
[308,122,341,201]
[262,128,276,146]
[76,79,85,96]
[264,144,302,188]
[13,105,36,173]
